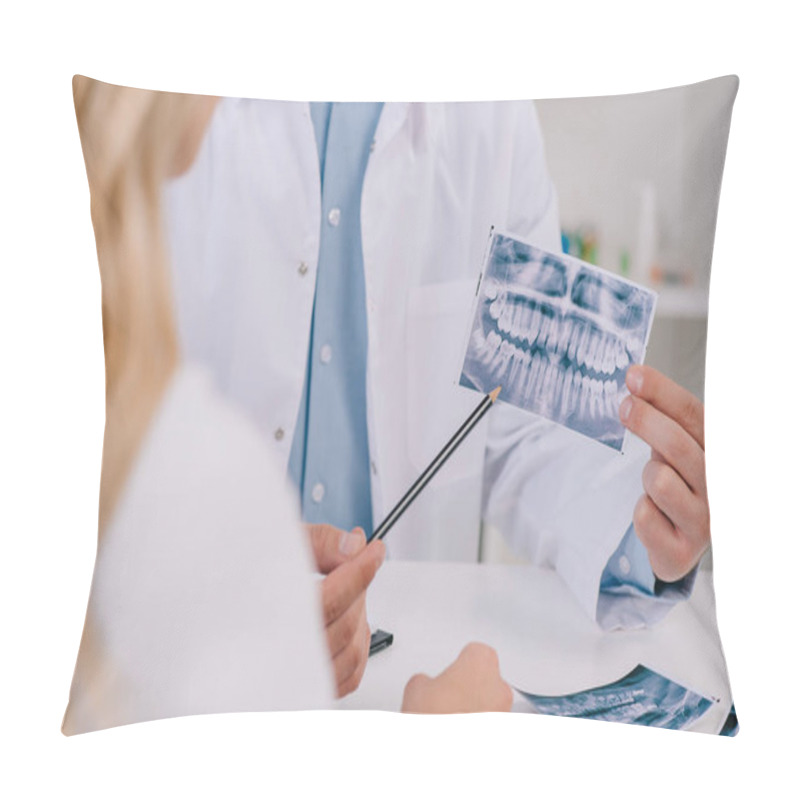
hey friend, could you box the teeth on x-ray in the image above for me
[460,232,656,450]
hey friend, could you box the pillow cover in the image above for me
[64,75,738,735]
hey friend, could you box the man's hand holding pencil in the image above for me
[307,524,386,698]
[305,386,509,710]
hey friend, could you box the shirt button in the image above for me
[618,555,631,576]
[369,139,376,153]
[298,261,309,276]
[311,483,325,503]
[274,427,285,442]
[327,207,341,227]
[370,460,377,476]
[320,344,333,364]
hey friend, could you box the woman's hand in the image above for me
[402,643,513,713]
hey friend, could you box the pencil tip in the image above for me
[489,386,502,402]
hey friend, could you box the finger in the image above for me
[333,641,361,697]
[497,680,514,712]
[307,524,366,574]
[333,623,371,698]
[448,643,511,713]
[321,539,385,625]
[459,642,500,670]
[325,591,365,658]
[651,448,666,464]
[335,624,371,698]
[632,494,697,583]
[447,642,500,686]
[641,459,708,537]
[350,624,372,689]
[620,395,706,493]
[626,365,704,449]
[401,673,432,713]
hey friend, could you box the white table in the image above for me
[337,562,733,734]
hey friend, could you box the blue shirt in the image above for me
[287,102,383,537]
[598,522,696,629]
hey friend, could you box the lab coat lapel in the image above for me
[372,102,409,154]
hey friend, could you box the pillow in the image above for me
[64,76,738,735]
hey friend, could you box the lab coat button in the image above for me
[311,483,325,503]
[298,261,309,276]
[320,344,333,364]
[274,427,285,442]
[369,139,376,153]
[618,555,631,575]
[370,460,377,476]
[327,207,341,227]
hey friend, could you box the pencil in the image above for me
[370,385,502,542]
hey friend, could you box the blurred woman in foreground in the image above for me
[63,76,511,734]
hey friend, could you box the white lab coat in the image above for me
[163,100,649,624]
[63,365,334,734]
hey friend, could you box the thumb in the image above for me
[307,524,367,574]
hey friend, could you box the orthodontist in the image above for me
[164,99,712,685]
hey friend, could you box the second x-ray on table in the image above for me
[459,230,657,450]
[516,664,716,730]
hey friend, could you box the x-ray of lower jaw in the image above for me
[459,230,657,450]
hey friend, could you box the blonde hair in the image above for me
[73,76,216,531]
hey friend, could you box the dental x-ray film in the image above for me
[516,664,715,730]
[459,230,657,450]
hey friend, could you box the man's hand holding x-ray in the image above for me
[619,364,710,584]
